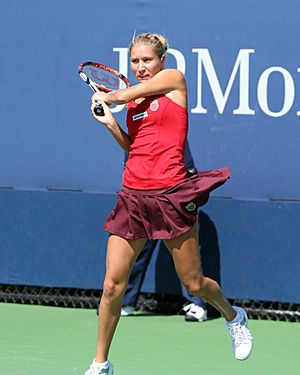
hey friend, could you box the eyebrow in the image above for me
[131,55,153,60]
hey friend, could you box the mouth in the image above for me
[137,75,150,81]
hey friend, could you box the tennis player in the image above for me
[84,33,253,375]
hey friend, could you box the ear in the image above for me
[161,54,166,67]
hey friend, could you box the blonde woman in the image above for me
[84,33,253,375]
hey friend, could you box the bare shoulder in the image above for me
[154,69,186,92]
[159,70,187,108]
[157,68,185,81]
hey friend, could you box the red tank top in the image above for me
[123,95,188,189]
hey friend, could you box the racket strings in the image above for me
[82,66,126,91]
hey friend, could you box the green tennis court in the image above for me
[0,302,299,375]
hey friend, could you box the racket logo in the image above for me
[88,67,119,88]
[150,99,159,112]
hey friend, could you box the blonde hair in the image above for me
[129,33,168,58]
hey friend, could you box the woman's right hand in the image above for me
[90,93,117,128]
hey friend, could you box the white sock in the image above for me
[93,359,109,368]
[228,307,242,324]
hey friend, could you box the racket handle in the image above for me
[94,104,104,116]
[94,104,105,116]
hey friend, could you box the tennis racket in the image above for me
[78,61,130,116]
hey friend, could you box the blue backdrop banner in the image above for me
[0,0,299,303]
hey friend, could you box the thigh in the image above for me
[163,222,203,281]
[105,235,147,284]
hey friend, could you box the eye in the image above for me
[130,58,139,64]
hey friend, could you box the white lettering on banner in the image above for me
[191,49,255,115]
[257,67,295,117]
[113,47,300,118]
[167,48,186,74]
[112,47,128,113]
[297,68,300,116]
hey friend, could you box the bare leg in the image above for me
[164,222,236,322]
[95,235,146,362]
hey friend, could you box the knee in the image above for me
[102,276,125,301]
[182,276,206,297]
[183,275,221,299]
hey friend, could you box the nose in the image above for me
[137,60,145,71]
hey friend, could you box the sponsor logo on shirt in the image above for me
[150,99,159,111]
[132,111,148,121]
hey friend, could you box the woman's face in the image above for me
[130,44,165,82]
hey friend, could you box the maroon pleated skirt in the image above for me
[103,166,231,240]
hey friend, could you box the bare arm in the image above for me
[93,69,187,107]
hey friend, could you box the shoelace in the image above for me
[227,322,253,347]
[87,364,110,375]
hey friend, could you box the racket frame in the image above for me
[78,61,130,116]
[78,61,130,92]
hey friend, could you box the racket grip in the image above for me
[94,104,104,116]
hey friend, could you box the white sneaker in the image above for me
[226,306,253,360]
[183,303,207,322]
[84,359,114,375]
[121,305,135,316]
